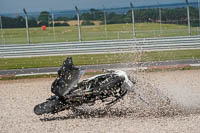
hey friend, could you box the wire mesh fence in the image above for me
[0,1,200,45]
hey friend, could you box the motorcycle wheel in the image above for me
[34,96,67,115]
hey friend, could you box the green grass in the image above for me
[0,23,199,44]
[1,64,200,81]
[143,66,200,73]
[1,49,200,70]
[0,71,105,80]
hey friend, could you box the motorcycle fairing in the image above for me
[51,57,85,98]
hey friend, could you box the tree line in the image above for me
[81,7,198,26]
[1,7,199,28]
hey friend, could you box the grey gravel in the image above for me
[0,70,200,133]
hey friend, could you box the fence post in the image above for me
[23,8,30,44]
[186,0,191,35]
[130,2,136,38]
[0,16,4,45]
[75,6,82,42]
[198,0,200,34]
[103,5,108,39]
[157,1,162,36]
[51,13,56,41]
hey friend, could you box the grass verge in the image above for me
[1,49,200,70]
[1,23,198,44]
[145,66,200,72]
[1,66,200,81]
[0,71,104,80]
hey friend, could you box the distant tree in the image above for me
[81,8,104,21]
[54,23,69,26]
[90,8,97,20]
[94,11,104,21]
[38,11,51,26]
[15,16,25,28]
[55,16,69,21]
[81,12,92,20]
[1,16,15,28]
[1,7,199,29]
[82,20,95,26]
[107,12,125,24]
[2,16,26,28]
[28,17,38,27]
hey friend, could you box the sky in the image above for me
[0,0,198,14]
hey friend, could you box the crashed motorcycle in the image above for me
[34,57,134,115]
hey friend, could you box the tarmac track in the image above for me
[0,69,200,133]
[1,59,200,76]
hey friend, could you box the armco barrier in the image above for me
[0,35,200,58]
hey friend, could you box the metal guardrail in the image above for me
[0,35,200,58]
